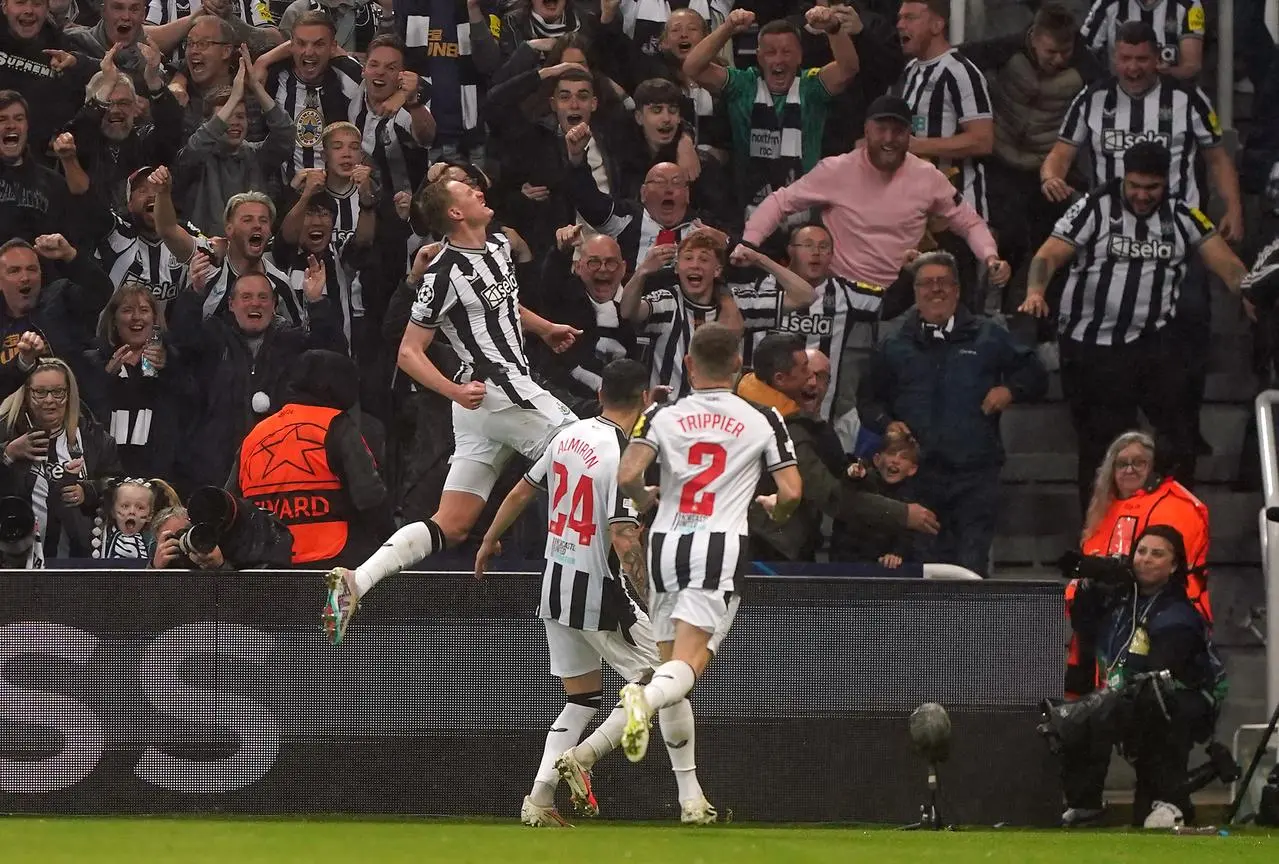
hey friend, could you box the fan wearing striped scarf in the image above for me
[684,8,862,228]
[499,0,585,59]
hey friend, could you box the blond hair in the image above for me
[0,358,82,449]
[1082,430,1156,540]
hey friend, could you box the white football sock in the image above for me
[529,700,597,807]
[352,520,442,597]
[572,705,626,769]
[642,660,696,712]
[659,698,704,804]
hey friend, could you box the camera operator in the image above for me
[1055,524,1227,828]
[149,505,227,570]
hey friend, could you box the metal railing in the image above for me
[1253,391,1279,711]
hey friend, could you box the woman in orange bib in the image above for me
[1064,431,1210,698]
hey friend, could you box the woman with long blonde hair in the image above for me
[0,358,122,559]
[1064,429,1210,700]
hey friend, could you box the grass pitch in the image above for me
[1,818,1276,864]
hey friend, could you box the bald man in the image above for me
[536,226,640,414]
[566,124,733,294]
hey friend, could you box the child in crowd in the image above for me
[837,429,921,568]
[93,477,181,561]
[176,47,294,235]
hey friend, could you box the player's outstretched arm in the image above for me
[769,464,803,525]
[618,442,660,512]
[475,478,539,579]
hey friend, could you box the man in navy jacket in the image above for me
[858,250,1047,576]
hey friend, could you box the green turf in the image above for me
[1,818,1277,864]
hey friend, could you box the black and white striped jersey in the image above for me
[278,245,361,353]
[95,212,189,317]
[265,56,365,182]
[1081,0,1205,72]
[145,0,198,24]
[631,389,796,593]
[642,286,777,397]
[349,90,428,196]
[1058,76,1221,208]
[409,232,541,405]
[198,250,307,328]
[898,48,993,217]
[526,415,638,631]
[151,0,274,25]
[1052,180,1215,345]
[737,274,883,419]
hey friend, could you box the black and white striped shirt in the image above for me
[1058,76,1221,208]
[631,389,796,593]
[278,244,361,353]
[409,233,541,405]
[265,56,365,182]
[899,48,993,217]
[738,274,883,419]
[349,90,427,196]
[145,0,198,24]
[95,212,190,317]
[642,286,777,397]
[1081,0,1206,71]
[198,249,307,328]
[1052,180,1215,345]
[527,415,638,631]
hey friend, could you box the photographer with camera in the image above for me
[1050,524,1227,828]
[150,505,226,570]
[150,486,294,569]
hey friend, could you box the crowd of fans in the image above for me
[0,0,1272,575]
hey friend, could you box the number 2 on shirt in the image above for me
[548,461,596,545]
[679,443,726,516]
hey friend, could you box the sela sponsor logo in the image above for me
[1101,129,1170,153]
[1107,235,1175,259]
[778,311,832,336]
[478,271,517,308]
[0,622,279,794]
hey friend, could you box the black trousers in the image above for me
[1059,329,1196,512]
[1061,690,1213,825]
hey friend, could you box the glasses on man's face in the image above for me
[187,39,229,51]
[916,277,956,290]
[584,256,623,271]
[1115,458,1150,473]
[30,387,68,403]
[644,178,688,190]
[790,241,833,253]
[106,98,135,109]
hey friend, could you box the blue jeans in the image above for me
[911,464,1002,577]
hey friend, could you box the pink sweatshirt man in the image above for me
[742,147,999,288]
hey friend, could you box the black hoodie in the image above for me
[0,17,96,162]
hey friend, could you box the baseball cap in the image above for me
[127,165,156,199]
[866,95,913,126]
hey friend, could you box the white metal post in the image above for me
[1221,0,1236,131]
[1267,0,1279,41]
[1253,392,1279,714]
[950,0,966,44]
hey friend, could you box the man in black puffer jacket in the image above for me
[859,251,1047,576]
[167,268,346,491]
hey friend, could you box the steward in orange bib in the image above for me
[1064,431,1210,699]
[229,350,392,568]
